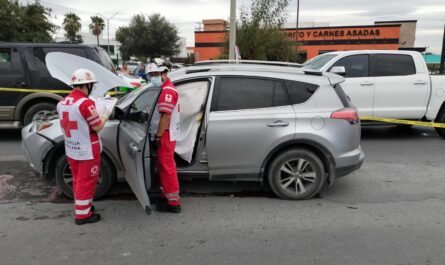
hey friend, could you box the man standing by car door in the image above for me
[149,63,182,213]
[57,69,109,225]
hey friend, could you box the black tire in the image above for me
[23,102,57,125]
[267,148,326,200]
[435,109,445,138]
[55,154,116,199]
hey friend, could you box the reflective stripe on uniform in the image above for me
[75,199,92,206]
[75,207,91,215]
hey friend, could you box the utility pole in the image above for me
[296,0,300,41]
[229,0,237,60]
[440,24,445,74]
[97,12,119,55]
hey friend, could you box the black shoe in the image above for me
[155,201,181,213]
[75,214,101,225]
[91,205,95,213]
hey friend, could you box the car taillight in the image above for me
[331,108,359,124]
[37,122,53,132]
[130,81,141,88]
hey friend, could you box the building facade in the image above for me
[194,20,419,62]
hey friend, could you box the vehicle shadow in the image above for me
[361,125,438,140]
[0,129,22,140]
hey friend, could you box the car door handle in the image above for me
[13,81,27,87]
[414,80,427,85]
[267,120,289,127]
[360,81,374,86]
[129,143,141,153]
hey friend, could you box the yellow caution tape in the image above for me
[0,87,70,94]
[360,116,445,128]
[0,87,124,96]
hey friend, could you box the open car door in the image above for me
[117,87,161,215]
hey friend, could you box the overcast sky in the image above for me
[27,0,445,54]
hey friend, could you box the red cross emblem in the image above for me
[60,112,78,138]
[71,75,77,82]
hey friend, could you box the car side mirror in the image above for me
[330,66,346,76]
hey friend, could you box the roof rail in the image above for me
[194,60,303,68]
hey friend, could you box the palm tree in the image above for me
[63,13,82,42]
[89,16,105,46]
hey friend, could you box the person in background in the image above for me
[120,62,130,75]
[136,63,148,82]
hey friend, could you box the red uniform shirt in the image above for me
[158,79,179,115]
[64,89,101,144]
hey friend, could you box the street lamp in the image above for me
[96,12,119,55]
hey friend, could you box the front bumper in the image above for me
[21,123,55,174]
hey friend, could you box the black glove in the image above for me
[152,136,161,150]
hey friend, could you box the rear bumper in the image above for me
[334,148,365,178]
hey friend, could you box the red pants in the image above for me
[157,132,180,206]
[67,143,101,220]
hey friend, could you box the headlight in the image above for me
[37,122,53,132]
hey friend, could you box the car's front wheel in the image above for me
[267,149,326,200]
[55,154,116,199]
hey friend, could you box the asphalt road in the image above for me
[0,126,445,265]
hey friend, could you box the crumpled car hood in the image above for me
[46,52,131,97]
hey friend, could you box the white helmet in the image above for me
[70,69,97,86]
[159,66,169,73]
[146,63,162,74]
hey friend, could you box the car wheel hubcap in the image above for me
[32,110,54,121]
[278,158,316,194]
[63,164,103,188]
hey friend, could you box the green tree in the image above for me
[220,0,298,62]
[89,16,105,45]
[0,0,57,42]
[63,12,82,42]
[116,13,180,60]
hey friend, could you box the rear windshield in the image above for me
[333,84,351,107]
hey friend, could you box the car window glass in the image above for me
[285,80,319,105]
[130,89,159,115]
[0,48,11,75]
[376,54,416,76]
[332,55,369,78]
[32,47,87,88]
[217,77,289,111]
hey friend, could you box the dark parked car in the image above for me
[0,43,115,128]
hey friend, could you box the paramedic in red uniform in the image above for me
[57,69,109,225]
[148,63,181,213]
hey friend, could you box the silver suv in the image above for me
[22,61,364,213]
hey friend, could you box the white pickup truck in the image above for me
[302,50,445,137]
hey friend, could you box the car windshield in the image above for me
[302,54,338,70]
[96,47,116,73]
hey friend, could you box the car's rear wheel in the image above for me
[55,154,116,199]
[267,149,326,200]
[23,102,57,126]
